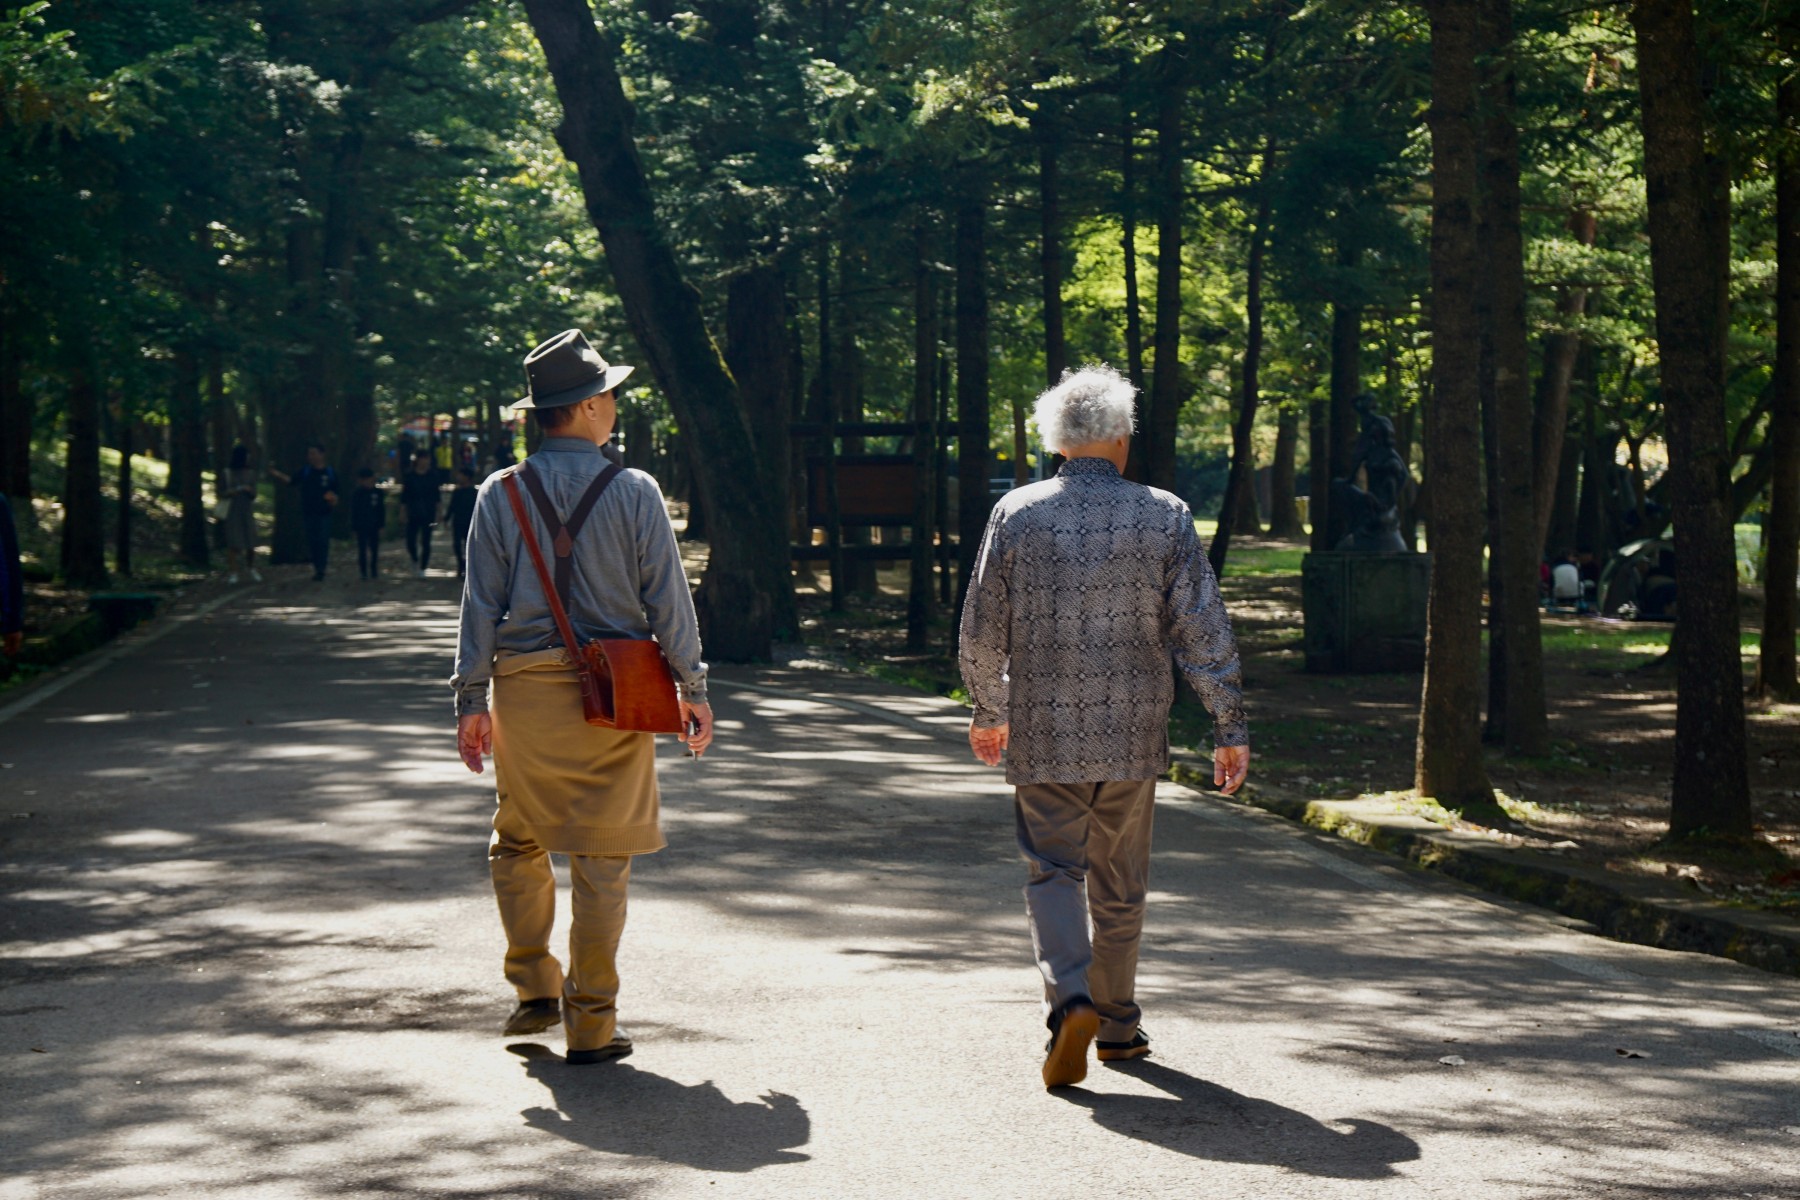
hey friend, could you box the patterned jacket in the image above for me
[958,457,1248,785]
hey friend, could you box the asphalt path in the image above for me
[2,564,1797,1199]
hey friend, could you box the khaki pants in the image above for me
[1014,779,1157,1043]
[489,802,631,1052]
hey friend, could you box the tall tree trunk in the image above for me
[1211,144,1273,574]
[523,0,796,659]
[1121,99,1146,399]
[1419,0,1497,816]
[1757,55,1800,700]
[1576,424,1617,561]
[725,260,794,566]
[1307,397,1330,548]
[1631,0,1751,839]
[1324,252,1362,548]
[1546,422,1581,554]
[208,350,232,506]
[1477,0,1547,755]
[908,225,938,652]
[0,305,29,503]
[1141,66,1187,493]
[172,350,209,567]
[954,184,991,616]
[814,246,846,613]
[1531,208,1597,554]
[833,246,878,596]
[61,365,107,588]
[114,406,132,577]
[1039,119,1066,387]
[1268,408,1303,537]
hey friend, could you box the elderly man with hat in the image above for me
[451,329,713,1065]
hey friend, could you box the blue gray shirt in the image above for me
[450,437,707,716]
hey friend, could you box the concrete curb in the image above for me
[1166,753,1800,980]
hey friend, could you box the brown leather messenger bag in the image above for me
[500,461,684,734]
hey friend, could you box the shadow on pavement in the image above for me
[509,1042,811,1172]
[1061,1059,1420,1178]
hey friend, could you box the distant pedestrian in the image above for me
[220,442,263,584]
[350,467,387,579]
[959,364,1250,1089]
[269,444,340,582]
[452,328,712,1065]
[447,467,477,579]
[401,453,443,578]
[1,493,23,659]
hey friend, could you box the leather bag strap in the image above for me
[516,460,622,611]
[502,471,584,657]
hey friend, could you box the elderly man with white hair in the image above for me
[959,363,1249,1089]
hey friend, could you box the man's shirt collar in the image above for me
[539,436,604,456]
[1059,457,1122,479]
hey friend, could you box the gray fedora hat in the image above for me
[516,329,635,409]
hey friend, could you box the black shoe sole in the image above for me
[567,1040,633,1065]
[1098,1043,1152,1063]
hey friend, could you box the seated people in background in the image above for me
[1643,549,1677,619]
[350,467,386,580]
[1577,550,1601,609]
[1550,549,1582,610]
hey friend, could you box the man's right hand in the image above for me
[2,631,20,658]
[458,712,493,774]
[969,721,1009,767]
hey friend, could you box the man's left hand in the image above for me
[1214,743,1250,795]
[458,712,493,774]
[969,721,1008,767]
[680,701,714,758]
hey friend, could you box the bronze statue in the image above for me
[1332,394,1412,554]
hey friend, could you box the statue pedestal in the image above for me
[1301,552,1430,673]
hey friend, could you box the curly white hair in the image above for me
[1031,364,1138,454]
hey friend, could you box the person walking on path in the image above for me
[452,328,714,1066]
[447,468,478,579]
[220,443,263,584]
[349,468,387,580]
[1,492,23,659]
[959,364,1251,1090]
[401,454,443,578]
[269,444,339,581]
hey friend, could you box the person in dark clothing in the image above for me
[349,467,386,579]
[269,444,340,581]
[0,494,24,659]
[400,453,443,578]
[447,467,478,579]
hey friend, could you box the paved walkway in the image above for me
[2,564,1797,1199]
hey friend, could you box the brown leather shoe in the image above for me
[1042,1002,1099,1089]
[502,997,561,1036]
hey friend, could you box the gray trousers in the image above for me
[1014,778,1157,1042]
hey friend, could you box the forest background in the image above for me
[2,0,1798,856]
